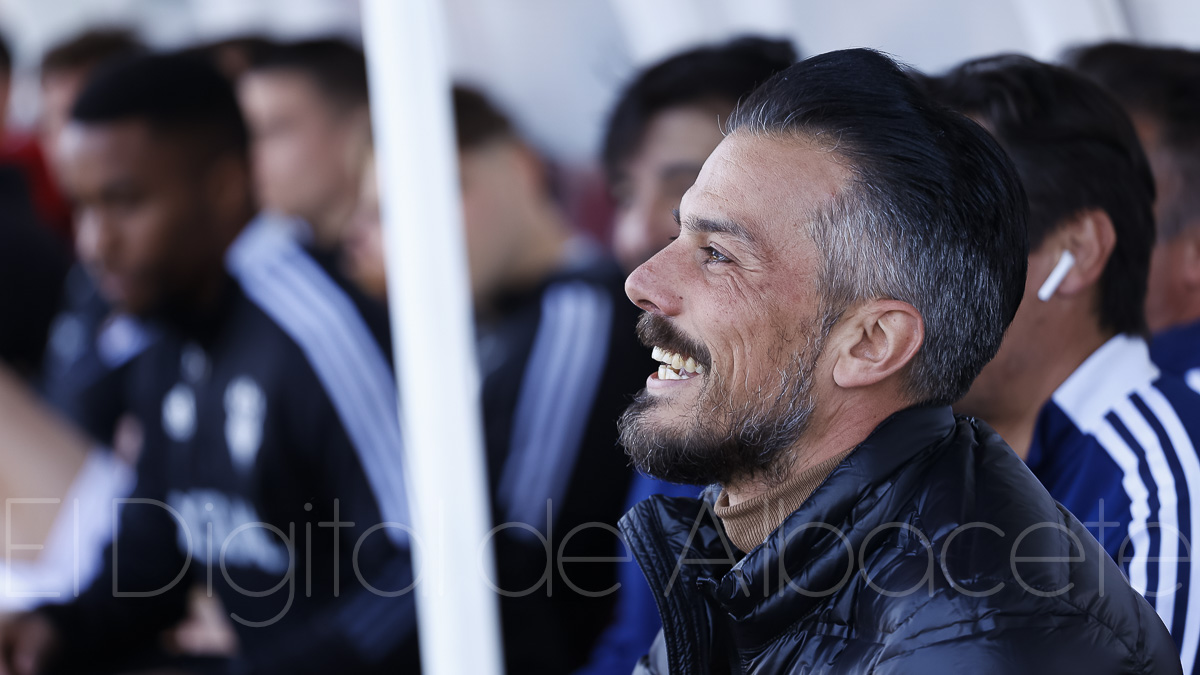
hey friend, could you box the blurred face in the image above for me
[341,139,542,304]
[343,157,388,299]
[458,140,535,301]
[239,70,364,234]
[1145,237,1193,333]
[1142,137,1200,333]
[619,132,846,485]
[59,120,226,316]
[40,69,89,180]
[611,104,729,272]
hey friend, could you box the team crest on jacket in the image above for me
[224,376,266,474]
[162,383,196,442]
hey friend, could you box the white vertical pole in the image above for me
[361,2,504,674]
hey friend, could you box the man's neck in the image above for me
[988,325,1113,460]
[476,201,573,311]
[158,210,251,335]
[1159,304,1200,336]
[308,195,357,253]
[723,397,898,507]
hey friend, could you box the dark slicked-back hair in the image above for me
[71,51,249,162]
[727,48,1029,406]
[603,36,796,185]
[40,28,144,77]
[1069,42,1200,241]
[247,38,368,112]
[452,86,514,151]
[928,54,1155,338]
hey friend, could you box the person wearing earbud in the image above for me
[931,56,1200,672]
[1068,43,1200,395]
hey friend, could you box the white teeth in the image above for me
[651,345,705,379]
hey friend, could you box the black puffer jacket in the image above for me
[620,406,1181,674]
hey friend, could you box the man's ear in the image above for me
[831,299,924,389]
[1051,208,1116,296]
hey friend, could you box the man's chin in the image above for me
[618,393,720,485]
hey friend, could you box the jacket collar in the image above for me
[623,405,957,655]
[710,405,955,599]
[1049,334,1158,432]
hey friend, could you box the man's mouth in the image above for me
[651,345,706,381]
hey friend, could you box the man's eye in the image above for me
[703,246,730,263]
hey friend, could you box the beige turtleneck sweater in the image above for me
[714,449,853,554]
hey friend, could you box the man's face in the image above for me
[619,131,847,485]
[1145,235,1191,333]
[342,157,388,299]
[239,70,362,226]
[458,140,537,302]
[611,104,729,273]
[1141,131,1198,333]
[59,120,220,316]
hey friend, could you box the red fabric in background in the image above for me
[0,133,73,245]
[556,165,615,247]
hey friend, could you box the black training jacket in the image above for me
[40,230,418,674]
[476,246,645,673]
[621,406,1182,674]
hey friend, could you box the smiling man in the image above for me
[616,49,1180,675]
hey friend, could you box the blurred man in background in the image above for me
[0,27,147,637]
[239,39,371,256]
[0,31,70,380]
[344,86,644,673]
[455,86,643,673]
[343,149,385,298]
[932,55,1200,672]
[39,28,147,440]
[1070,44,1200,391]
[603,36,796,273]
[0,52,416,674]
[576,36,796,675]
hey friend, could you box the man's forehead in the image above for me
[61,118,153,152]
[680,131,849,238]
[58,118,179,186]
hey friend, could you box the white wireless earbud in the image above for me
[1037,250,1076,302]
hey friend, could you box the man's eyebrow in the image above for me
[676,211,758,245]
[660,162,703,181]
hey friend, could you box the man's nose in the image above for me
[625,247,682,316]
[74,209,116,267]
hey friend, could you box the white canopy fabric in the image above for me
[3,0,1200,159]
